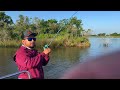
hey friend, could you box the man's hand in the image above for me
[43,48,51,55]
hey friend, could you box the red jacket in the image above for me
[14,45,49,79]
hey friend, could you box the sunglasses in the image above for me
[26,38,36,41]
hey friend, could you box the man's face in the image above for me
[22,35,36,48]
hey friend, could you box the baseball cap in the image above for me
[21,30,37,39]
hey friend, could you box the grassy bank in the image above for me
[0,34,91,48]
[0,40,21,48]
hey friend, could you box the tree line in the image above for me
[0,12,92,41]
[92,33,120,36]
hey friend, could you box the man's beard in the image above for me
[30,44,36,48]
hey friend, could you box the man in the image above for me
[13,30,51,79]
[61,50,120,79]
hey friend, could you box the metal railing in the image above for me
[0,70,31,79]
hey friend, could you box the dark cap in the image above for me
[21,30,37,39]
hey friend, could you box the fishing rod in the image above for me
[43,11,78,50]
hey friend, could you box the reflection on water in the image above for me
[0,37,120,79]
[0,48,18,77]
[43,47,90,78]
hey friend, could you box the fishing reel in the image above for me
[43,44,49,50]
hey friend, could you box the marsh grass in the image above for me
[0,40,21,48]
[0,34,90,48]
[36,35,90,49]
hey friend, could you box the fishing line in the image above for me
[43,11,78,50]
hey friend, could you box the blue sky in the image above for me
[5,11,120,34]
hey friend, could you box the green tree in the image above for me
[98,33,106,36]
[0,12,14,41]
[67,17,83,37]
[47,19,59,34]
[0,12,13,28]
